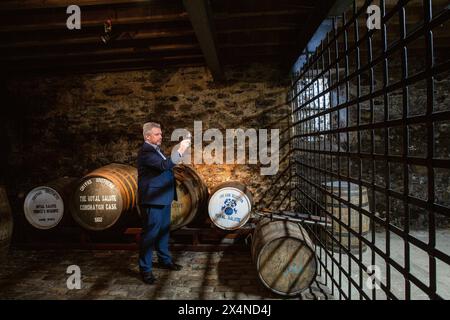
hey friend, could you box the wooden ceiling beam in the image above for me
[213,9,310,20]
[7,58,206,75]
[2,43,201,62]
[2,26,300,51]
[0,0,177,11]
[218,26,299,34]
[2,38,199,58]
[214,17,305,32]
[0,12,189,33]
[1,29,196,49]
[182,0,223,81]
[219,42,297,49]
[3,53,205,72]
[210,0,315,13]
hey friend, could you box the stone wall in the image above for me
[1,63,292,219]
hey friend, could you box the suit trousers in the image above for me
[138,204,172,273]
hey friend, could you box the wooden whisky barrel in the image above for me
[136,164,208,230]
[23,177,78,230]
[0,186,14,257]
[170,165,208,230]
[70,164,137,231]
[252,219,317,296]
[322,181,371,253]
[208,181,253,230]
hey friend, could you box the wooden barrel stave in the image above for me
[0,186,14,257]
[171,166,198,229]
[171,165,208,230]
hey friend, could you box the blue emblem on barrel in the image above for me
[221,198,237,215]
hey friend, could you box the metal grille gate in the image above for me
[287,0,450,300]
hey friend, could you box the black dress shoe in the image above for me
[141,272,156,285]
[161,263,182,271]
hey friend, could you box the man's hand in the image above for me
[177,139,191,155]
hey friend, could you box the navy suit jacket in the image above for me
[137,142,177,206]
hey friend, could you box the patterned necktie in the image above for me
[155,146,167,160]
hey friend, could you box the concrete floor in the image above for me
[0,249,332,300]
[317,229,450,300]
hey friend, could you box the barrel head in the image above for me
[208,185,252,230]
[71,177,124,231]
[257,237,317,296]
[23,186,64,230]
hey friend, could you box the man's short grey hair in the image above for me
[143,122,161,139]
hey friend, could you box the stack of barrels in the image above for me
[20,165,260,233]
[21,163,211,232]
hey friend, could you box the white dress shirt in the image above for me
[145,141,182,164]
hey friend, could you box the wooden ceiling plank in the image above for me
[1,28,196,49]
[3,42,200,61]
[214,9,310,20]
[0,0,177,11]
[219,42,297,49]
[6,56,206,75]
[0,12,189,33]
[218,26,299,34]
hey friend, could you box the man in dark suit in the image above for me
[137,122,190,285]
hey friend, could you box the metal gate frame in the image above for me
[287,0,450,300]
